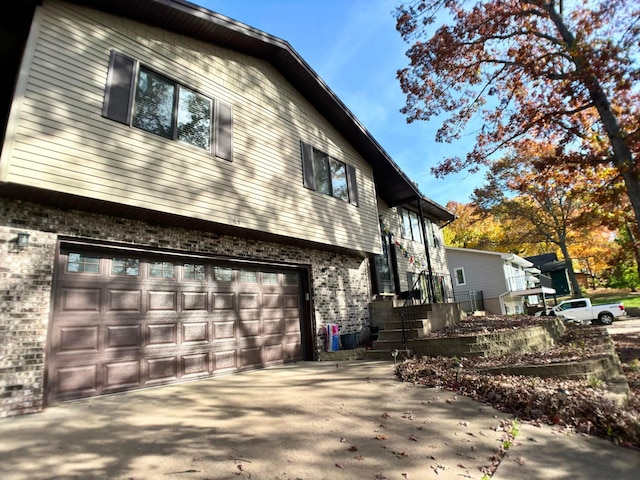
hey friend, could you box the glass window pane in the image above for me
[214,266,233,282]
[133,68,175,139]
[239,269,257,283]
[402,209,412,239]
[410,211,423,243]
[177,86,211,150]
[111,258,140,276]
[263,272,278,284]
[150,261,174,278]
[283,272,299,286]
[184,263,205,280]
[330,158,348,201]
[68,253,100,273]
[313,150,331,195]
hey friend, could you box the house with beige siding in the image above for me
[0,0,454,417]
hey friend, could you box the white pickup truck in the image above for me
[535,298,627,325]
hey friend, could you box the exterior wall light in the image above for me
[17,233,30,249]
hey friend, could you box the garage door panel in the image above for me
[147,324,178,345]
[213,321,236,339]
[147,356,178,382]
[264,344,283,362]
[182,322,208,342]
[283,340,303,361]
[238,319,260,337]
[240,346,263,368]
[284,294,300,309]
[106,325,141,349]
[262,293,282,309]
[238,293,259,309]
[213,293,235,310]
[182,292,208,311]
[264,318,284,335]
[49,248,304,404]
[182,353,210,376]
[55,364,98,396]
[213,349,237,370]
[104,360,141,390]
[59,288,101,313]
[108,289,142,312]
[58,326,99,353]
[284,317,302,334]
[148,291,178,311]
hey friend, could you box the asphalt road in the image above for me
[606,315,640,334]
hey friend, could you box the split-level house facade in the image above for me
[0,0,454,417]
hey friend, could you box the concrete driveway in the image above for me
[1,360,639,479]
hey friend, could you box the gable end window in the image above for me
[103,50,232,161]
[300,141,358,206]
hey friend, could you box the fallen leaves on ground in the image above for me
[396,319,640,450]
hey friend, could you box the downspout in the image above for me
[417,198,437,303]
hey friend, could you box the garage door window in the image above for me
[214,266,233,281]
[263,272,278,284]
[240,269,257,283]
[184,263,205,280]
[67,253,100,273]
[284,272,299,285]
[150,261,174,278]
[111,258,140,276]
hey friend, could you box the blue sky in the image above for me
[200,0,485,208]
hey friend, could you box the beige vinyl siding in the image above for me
[2,0,381,254]
[446,249,508,299]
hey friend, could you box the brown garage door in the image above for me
[47,245,304,404]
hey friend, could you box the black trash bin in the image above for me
[340,332,358,350]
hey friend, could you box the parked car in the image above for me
[534,298,627,325]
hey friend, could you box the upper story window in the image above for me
[401,208,423,243]
[454,267,466,286]
[300,141,359,206]
[102,50,232,160]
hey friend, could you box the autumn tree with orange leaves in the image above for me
[472,144,620,296]
[395,0,640,228]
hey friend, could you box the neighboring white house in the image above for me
[446,247,555,315]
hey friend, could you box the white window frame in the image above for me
[454,267,466,286]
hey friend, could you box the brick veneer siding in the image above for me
[0,198,371,417]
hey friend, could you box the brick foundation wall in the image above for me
[0,198,371,417]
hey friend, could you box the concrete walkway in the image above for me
[0,360,638,479]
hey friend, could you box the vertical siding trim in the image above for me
[0,6,44,182]
[215,101,233,161]
[102,50,136,125]
[300,140,315,190]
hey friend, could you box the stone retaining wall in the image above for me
[408,318,566,358]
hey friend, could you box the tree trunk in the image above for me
[545,3,640,232]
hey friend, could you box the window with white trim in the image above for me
[454,267,466,286]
